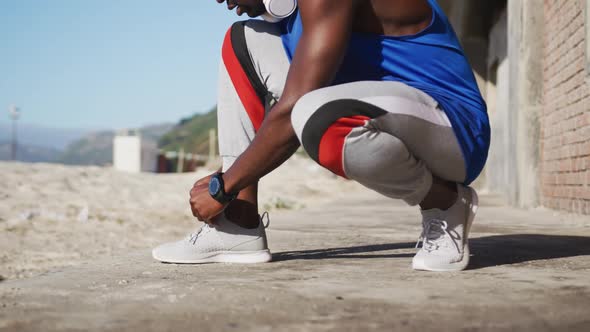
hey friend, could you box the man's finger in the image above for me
[195,175,213,186]
[190,204,203,220]
[195,183,209,191]
[190,183,208,195]
[195,210,204,221]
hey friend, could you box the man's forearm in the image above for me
[222,103,300,194]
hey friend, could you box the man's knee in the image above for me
[291,91,320,141]
[291,89,349,146]
[292,96,373,177]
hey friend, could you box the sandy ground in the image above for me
[0,156,362,280]
[1,159,590,331]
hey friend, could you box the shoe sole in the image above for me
[412,186,479,272]
[153,249,272,264]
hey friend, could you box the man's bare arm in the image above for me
[222,0,358,194]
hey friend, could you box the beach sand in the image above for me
[0,156,365,280]
[2,157,590,331]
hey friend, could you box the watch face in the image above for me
[209,177,221,196]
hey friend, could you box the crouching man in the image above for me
[153,0,489,272]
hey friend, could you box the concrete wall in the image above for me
[542,0,590,214]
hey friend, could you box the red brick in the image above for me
[542,0,590,214]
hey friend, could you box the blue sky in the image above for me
[0,1,241,130]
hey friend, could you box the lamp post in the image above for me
[8,104,20,161]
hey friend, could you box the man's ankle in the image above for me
[225,202,260,229]
[228,216,260,229]
[419,180,458,211]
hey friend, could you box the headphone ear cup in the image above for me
[262,0,297,21]
[261,12,284,23]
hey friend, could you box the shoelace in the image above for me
[415,219,461,253]
[189,223,213,245]
[260,211,270,228]
[188,212,270,245]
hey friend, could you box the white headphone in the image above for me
[261,0,297,22]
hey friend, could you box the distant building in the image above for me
[439,0,590,214]
[113,130,158,173]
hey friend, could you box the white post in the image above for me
[209,129,216,162]
[8,104,20,161]
[177,148,185,173]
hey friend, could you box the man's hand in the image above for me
[189,174,227,222]
[215,0,266,17]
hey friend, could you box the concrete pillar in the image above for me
[506,1,523,204]
[508,0,544,208]
[485,9,511,198]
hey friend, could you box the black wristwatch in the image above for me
[209,172,238,204]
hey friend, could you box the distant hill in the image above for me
[56,131,116,166]
[0,141,62,163]
[158,108,217,155]
[0,122,91,150]
[58,123,174,166]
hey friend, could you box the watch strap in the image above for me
[210,173,238,204]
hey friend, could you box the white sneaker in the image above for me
[152,212,272,264]
[412,185,479,272]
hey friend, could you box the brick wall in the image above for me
[542,0,590,214]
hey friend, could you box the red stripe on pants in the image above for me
[318,116,370,178]
[221,28,265,132]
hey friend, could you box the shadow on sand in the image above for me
[272,234,590,269]
[273,242,416,261]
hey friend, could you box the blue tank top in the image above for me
[279,0,490,184]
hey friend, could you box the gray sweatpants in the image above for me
[218,20,466,206]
